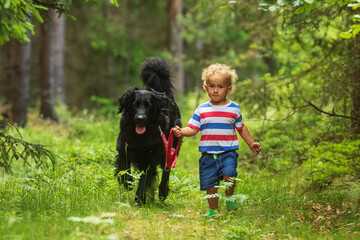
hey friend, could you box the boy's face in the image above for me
[204,73,232,105]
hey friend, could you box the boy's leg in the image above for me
[223,175,236,196]
[207,187,219,210]
[199,153,220,216]
[204,186,219,217]
[224,175,238,211]
[218,151,239,212]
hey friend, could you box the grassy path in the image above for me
[0,116,359,239]
[1,163,358,239]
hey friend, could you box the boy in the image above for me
[173,63,261,217]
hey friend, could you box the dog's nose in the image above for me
[136,115,145,122]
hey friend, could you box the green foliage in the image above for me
[181,0,275,91]
[259,0,360,38]
[0,125,56,174]
[107,0,118,7]
[63,0,170,106]
[0,0,71,44]
[0,105,359,239]
[1,0,359,237]
[90,96,117,116]
[304,138,360,188]
[0,0,121,44]
[223,221,262,239]
[233,69,357,189]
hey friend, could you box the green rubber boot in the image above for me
[204,209,219,218]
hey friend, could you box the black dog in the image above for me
[115,57,182,204]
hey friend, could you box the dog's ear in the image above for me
[149,90,169,112]
[150,90,170,124]
[118,88,137,114]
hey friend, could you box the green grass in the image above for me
[0,106,359,239]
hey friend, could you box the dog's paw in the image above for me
[135,195,146,205]
[158,187,169,201]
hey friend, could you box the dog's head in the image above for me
[118,88,169,135]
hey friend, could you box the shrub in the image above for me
[303,138,360,188]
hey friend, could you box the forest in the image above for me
[0,0,359,239]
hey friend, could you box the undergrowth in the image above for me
[0,100,359,239]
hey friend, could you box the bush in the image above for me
[303,138,360,188]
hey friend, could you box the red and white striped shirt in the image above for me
[187,101,244,154]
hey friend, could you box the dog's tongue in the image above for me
[135,125,146,135]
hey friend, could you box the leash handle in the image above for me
[165,127,182,169]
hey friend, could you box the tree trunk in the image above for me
[40,9,58,121]
[104,1,114,97]
[54,14,66,105]
[167,0,184,94]
[351,33,360,133]
[3,42,12,105]
[9,34,31,127]
[122,0,137,86]
[196,42,208,107]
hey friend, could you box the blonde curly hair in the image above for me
[201,63,238,87]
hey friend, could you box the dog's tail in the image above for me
[140,57,174,99]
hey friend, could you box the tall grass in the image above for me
[0,101,359,239]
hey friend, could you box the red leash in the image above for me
[161,127,182,170]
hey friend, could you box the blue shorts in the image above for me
[199,150,239,191]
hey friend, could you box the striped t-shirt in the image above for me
[187,101,244,154]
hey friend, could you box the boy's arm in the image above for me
[238,125,261,155]
[173,126,198,138]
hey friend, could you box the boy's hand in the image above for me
[250,142,261,155]
[172,126,182,138]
